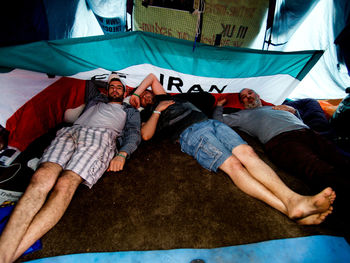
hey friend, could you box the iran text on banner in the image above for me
[0,30,322,104]
[0,31,322,150]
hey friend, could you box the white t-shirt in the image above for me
[74,102,126,135]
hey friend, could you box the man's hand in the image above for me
[272,105,296,114]
[217,98,227,107]
[107,152,127,172]
[130,94,141,109]
[155,100,175,112]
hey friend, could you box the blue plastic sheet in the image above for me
[0,205,42,256]
[27,235,350,263]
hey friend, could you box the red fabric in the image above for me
[6,77,86,151]
[5,81,273,152]
[213,93,274,109]
[166,92,273,109]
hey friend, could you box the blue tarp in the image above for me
[27,235,350,263]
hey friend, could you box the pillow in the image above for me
[6,77,86,151]
[64,104,86,123]
[318,100,340,119]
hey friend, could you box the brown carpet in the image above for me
[0,128,345,262]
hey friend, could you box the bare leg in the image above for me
[220,155,288,215]
[12,170,83,262]
[232,145,335,221]
[0,162,62,263]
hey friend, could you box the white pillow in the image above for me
[64,104,86,123]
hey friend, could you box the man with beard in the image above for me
[213,88,350,223]
[0,73,141,263]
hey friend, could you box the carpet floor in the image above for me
[0,127,347,262]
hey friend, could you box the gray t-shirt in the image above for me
[213,106,309,144]
[75,102,126,135]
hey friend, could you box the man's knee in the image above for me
[52,171,83,196]
[221,155,245,172]
[233,144,256,158]
[29,162,62,195]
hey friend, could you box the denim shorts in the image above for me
[179,119,247,172]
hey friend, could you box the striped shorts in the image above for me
[40,125,117,188]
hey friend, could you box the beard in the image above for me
[108,90,124,103]
[108,96,124,103]
[245,97,262,109]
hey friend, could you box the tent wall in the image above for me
[266,0,350,99]
[1,0,349,100]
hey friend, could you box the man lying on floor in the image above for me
[212,88,350,221]
[0,73,141,263]
[129,73,336,226]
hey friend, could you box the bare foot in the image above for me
[297,207,333,225]
[288,187,336,219]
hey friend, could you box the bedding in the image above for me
[283,98,331,134]
[2,78,259,152]
[3,76,336,153]
[6,77,86,151]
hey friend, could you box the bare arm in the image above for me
[272,105,297,115]
[141,100,175,140]
[130,73,166,108]
[107,151,128,172]
[272,104,304,119]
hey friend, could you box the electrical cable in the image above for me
[0,163,21,184]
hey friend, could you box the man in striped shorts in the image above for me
[0,73,141,263]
